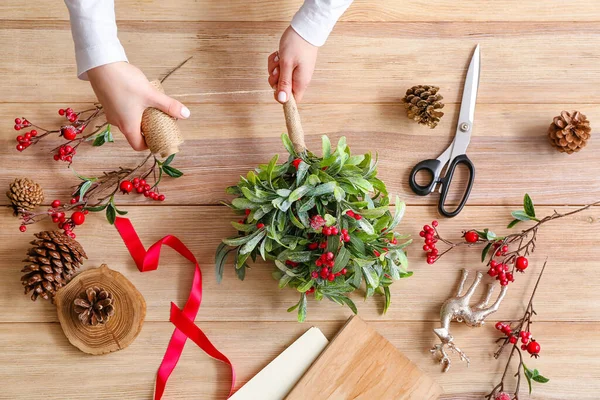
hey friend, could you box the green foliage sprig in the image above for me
[216,134,412,321]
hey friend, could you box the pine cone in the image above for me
[548,111,592,154]
[402,85,445,129]
[6,177,44,212]
[74,286,115,326]
[21,231,87,301]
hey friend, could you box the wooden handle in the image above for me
[283,95,306,153]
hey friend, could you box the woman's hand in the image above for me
[268,26,318,104]
[87,62,190,150]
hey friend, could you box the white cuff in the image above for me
[290,0,353,47]
[76,42,128,80]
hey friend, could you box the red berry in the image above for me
[65,108,73,114]
[516,256,529,272]
[521,336,529,344]
[71,211,85,225]
[53,154,60,161]
[464,231,479,243]
[65,155,72,163]
[244,209,251,216]
[120,180,133,194]
[521,344,528,350]
[14,125,21,131]
[323,226,331,236]
[70,198,77,204]
[326,252,334,261]
[320,268,328,279]
[58,109,65,116]
[316,259,323,267]
[391,238,398,244]
[346,210,355,218]
[19,225,27,232]
[527,340,540,356]
[341,229,348,234]
[373,250,380,257]
[341,268,347,275]
[51,200,61,208]
[343,234,350,242]
[331,227,339,235]
[24,132,31,140]
[30,130,37,136]
[488,268,498,277]
[423,245,430,251]
[308,242,318,250]
[494,392,511,400]
[495,322,504,330]
[139,179,146,186]
[327,273,335,281]
[132,177,140,185]
[143,191,151,198]
[501,245,509,253]
[319,242,327,249]
[291,158,302,169]
[68,114,77,123]
[15,118,22,124]
[311,271,318,279]
[158,194,165,201]
[16,144,24,151]
[509,336,517,344]
[506,272,514,282]
[62,126,77,140]
[426,257,435,265]
[136,186,145,194]
[432,220,438,227]
[419,231,426,237]
[354,214,362,220]
[256,223,265,229]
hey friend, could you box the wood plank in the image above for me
[2,205,599,323]
[1,103,599,207]
[3,1,600,22]
[2,22,600,104]
[0,320,597,399]
[286,316,443,399]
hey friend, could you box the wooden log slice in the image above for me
[54,264,146,355]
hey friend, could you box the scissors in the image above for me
[409,44,480,217]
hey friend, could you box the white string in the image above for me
[171,89,274,98]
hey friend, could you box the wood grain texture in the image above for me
[54,265,146,355]
[0,320,597,399]
[1,104,599,206]
[2,205,598,324]
[286,316,443,399]
[1,1,600,399]
[2,22,600,104]
[2,1,600,22]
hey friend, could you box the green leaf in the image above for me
[287,299,300,313]
[276,189,291,197]
[297,293,307,322]
[327,295,357,314]
[274,260,300,277]
[231,221,255,232]
[333,247,351,273]
[278,274,293,288]
[215,242,234,283]
[162,165,183,178]
[296,161,310,186]
[163,154,175,166]
[383,286,391,314]
[223,228,265,247]
[524,193,535,217]
[336,136,347,156]
[105,204,116,225]
[84,204,108,212]
[78,180,93,200]
[346,176,373,193]
[281,133,296,157]
[232,197,260,210]
[481,242,492,263]
[396,250,408,270]
[507,219,521,229]
[322,135,331,158]
[92,132,106,146]
[333,186,345,202]
[356,217,374,235]
[309,182,337,197]
[239,229,266,255]
[524,364,534,394]
[357,206,388,219]
[288,185,312,202]
[362,265,379,288]
[241,187,267,203]
[532,375,549,384]
[512,210,533,221]
[298,197,316,213]
[297,279,314,293]
[115,208,128,216]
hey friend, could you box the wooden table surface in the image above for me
[1,1,599,399]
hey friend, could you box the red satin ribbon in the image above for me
[114,217,235,399]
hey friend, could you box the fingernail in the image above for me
[272,67,279,76]
[277,91,287,103]
[181,106,190,118]
[274,55,279,62]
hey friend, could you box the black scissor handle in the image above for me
[438,154,475,218]
[409,159,442,196]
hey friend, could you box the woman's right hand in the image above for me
[87,62,190,151]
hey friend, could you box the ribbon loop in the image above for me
[114,217,235,399]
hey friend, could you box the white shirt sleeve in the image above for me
[290,0,354,47]
[64,0,128,80]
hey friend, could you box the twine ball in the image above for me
[141,80,184,158]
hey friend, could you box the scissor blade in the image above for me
[450,44,480,157]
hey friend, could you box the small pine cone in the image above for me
[74,287,115,326]
[402,85,445,129]
[6,177,44,212]
[21,231,87,301]
[548,111,592,154]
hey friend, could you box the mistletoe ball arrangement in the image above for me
[216,133,412,321]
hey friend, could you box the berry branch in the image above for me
[486,261,549,400]
[422,194,600,287]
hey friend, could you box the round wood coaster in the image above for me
[54,264,146,355]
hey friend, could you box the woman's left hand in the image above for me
[268,26,318,104]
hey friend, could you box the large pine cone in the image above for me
[21,231,87,301]
[6,177,44,212]
[548,111,592,154]
[402,85,445,129]
[74,286,115,326]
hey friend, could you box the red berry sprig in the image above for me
[420,220,439,264]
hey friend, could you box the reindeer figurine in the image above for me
[431,269,508,372]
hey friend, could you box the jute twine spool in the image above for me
[283,95,306,153]
[141,80,184,158]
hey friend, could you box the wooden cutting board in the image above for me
[286,316,443,400]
